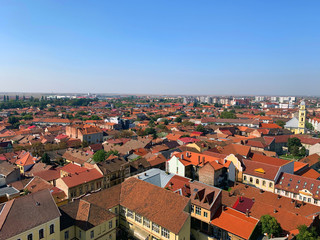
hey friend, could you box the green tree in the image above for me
[88,115,101,120]
[106,150,119,158]
[41,153,51,165]
[8,116,20,129]
[260,214,282,238]
[48,107,56,112]
[174,117,182,123]
[275,120,285,128]
[148,119,155,127]
[196,124,206,133]
[288,137,302,156]
[220,110,237,119]
[296,225,319,240]
[8,116,20,125]
[145,127,157,139]
[299,146,307,157]
[306,122,314,131]
[92,150,106,162]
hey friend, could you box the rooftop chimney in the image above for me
[245,209,250,217]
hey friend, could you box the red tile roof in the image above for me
[251,154,290,167]
[211,207,259,240]
[61,169,103,188]
[300,168,320,180]
[15,152,37,166]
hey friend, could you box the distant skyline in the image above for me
[0,1,319,95]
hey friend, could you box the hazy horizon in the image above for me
[1,1,319,95]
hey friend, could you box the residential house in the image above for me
[0,189,61,240]
[84,177,191,240]
[66,125,103,144]
[242,157,294,193]
[55,169,104,200]
[15,151,39,174]
[275,172,320,206]
[91,156,130,188]
[299,154,320,171]
[167,151,222,180]
[59,199,117,240]
[309,143,320,156]
[0,161,20,184]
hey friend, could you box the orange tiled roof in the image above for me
[211,207,259,240]
[15,152,37,166]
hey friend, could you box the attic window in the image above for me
[288,183,290,187]
[298,180,301,183]
[280,181,282,185]
[317,191,319,194]
[296,186,298,189]
[281,176,284,180]
[311,184,314,187]
[289,178,292,181]
[304,182,307,185]
[255,168,265,174]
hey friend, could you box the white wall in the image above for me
[167,156,185,177]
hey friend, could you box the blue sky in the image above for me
[0,1,319,95]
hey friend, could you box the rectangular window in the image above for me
[191,204,194,212]
[152,222,160,233]
[127,209,134,219]
[195,206,201,215]
[135,213,142,223]
[109,220,113,229]
[64,230,69,240]
[143,218,150,228]
[27,234,33,240]
[161,228,170,239]
[50,224,55,234]
[204,212,208,218]
[90,230,94,239]
[39,229,44,239]
[120,206,126,216]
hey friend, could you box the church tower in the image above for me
[298,100,306,134]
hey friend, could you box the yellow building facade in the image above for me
[120,206,191,240]
[298,101,306,134]
[8,218,60,240]
[242,173,274,192]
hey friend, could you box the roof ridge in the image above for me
[0,199,15,230]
